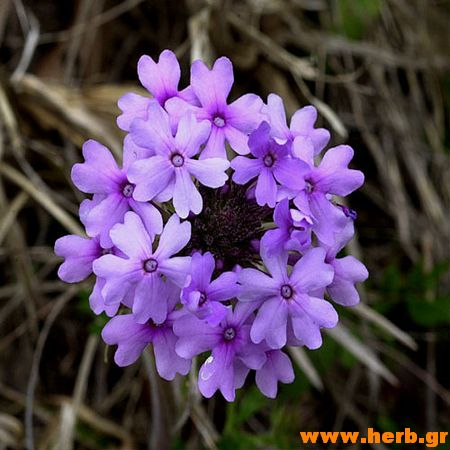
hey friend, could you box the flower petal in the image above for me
[238,268,279,302]
[191,252,215,290]
[290,247,334,293]
[327,256,368,306]
[198,344,236,401]
[128,155,174,201]
[109,211,153,260]
[129,102,174,154]
[153,328,191,380]
[190,57,233,108]
[55,235,100,282]
[200,126,227,159]
[251,297,288,348]
[137,50,180,104]
[175,113,211,157]
[273,157,308,191]
[71,140,122,194]
[231,156,262,184]
[83,194,130,248]
[174,313,222,358]
[133,275,167,324]
[159,256,191,288]
[117,93,152,131]
[224,126,251,155]
[128,199,163,240]
[155,214,191,260]
[255,168,277,207]
[265,94,289,141]
[226,93,264,133]
[207,271,239,301]
[102,314,153,366]
[186,158,229,188]
[173,169,203,218]
[313,145,364,196]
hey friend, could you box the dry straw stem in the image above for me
[53,335,99,450]
[47,397,135,449]
[326,324,398,386]
[288,347,324,391]
[38,0,146,45]
[0,163,83,235]
[16,74,122,158]
[352,303,417,351]
[227,11,317,80]
[25,286,78,450]
[0,190,28,245]
[0,413,22,449]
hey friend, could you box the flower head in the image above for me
[55,50,367,402]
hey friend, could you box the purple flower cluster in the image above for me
[55,50,368,401]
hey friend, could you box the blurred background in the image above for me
[0,0,449,449]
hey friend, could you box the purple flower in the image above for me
[71,139,163,247]
[321,221,368,306]
[129,103,229,218]
[166,57,264,159]
[117,50,197,131]
[231,122,308,207]
[261,199,312,256]
[292,144,364,246]
[255,349,295,398]
[93,212,191,324]
[238,247,337,350]
[174,303,266,401]
[265,93,330,155]
[181,252,240,326]
[102,283,191,380]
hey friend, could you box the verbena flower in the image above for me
[128,104,229,218]
[265,93,330,154]
[291,143,364,245]
[93,212,191,324]
[181,251,239,326]
[117,49,197,131]
[231,121,308,207]
[260,199,312,256]
[174,303,266,401]
[71,139,162,247]
[238,247,337,349]
[165,57,264,159]
[102,282,191,379]
[55,50,368,401]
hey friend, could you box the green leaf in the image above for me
[406,296,450,327]
[338,0,383,40]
